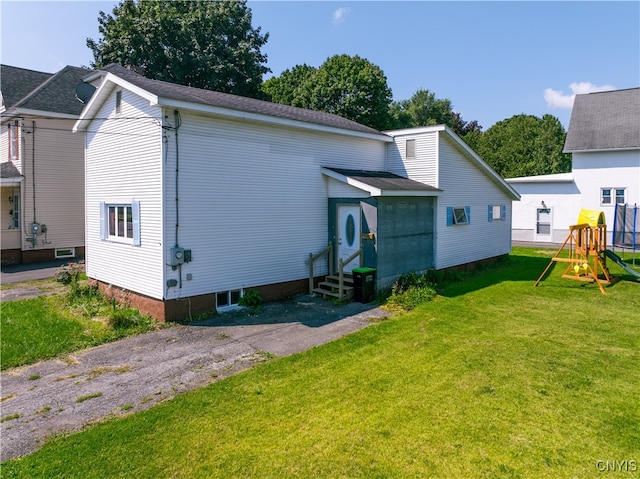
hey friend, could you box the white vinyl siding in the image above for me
[436,135,512,269]
[161,110,386,300]
[387,132,438,187]
[85,89,164,299]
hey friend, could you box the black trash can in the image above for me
[352,267,376,303]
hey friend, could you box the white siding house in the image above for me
[508,88,640,245]
[75,65,518,321]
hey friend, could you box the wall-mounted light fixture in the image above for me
[8,196,13,204]
[541,200,546,207]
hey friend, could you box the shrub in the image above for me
[239,290,263,310]
[385,272,437,311]
[107,301,154,331]
[55,262,85,297]
[238,290,263,316]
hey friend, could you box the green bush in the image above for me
[238,290,263,311]
[55,262,85,297]
[385,272,437,311]
[108,309,152,330]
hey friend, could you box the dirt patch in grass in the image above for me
[0,283,66,301]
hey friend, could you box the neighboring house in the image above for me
[1,64,91,264]
[74,64,519,322]
[508,87,640,244]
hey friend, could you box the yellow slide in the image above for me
[577,209,606,227]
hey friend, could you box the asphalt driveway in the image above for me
[0,295,389,461]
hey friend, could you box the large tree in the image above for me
[473,114,571,178]
[388,88,483,145]
[389,89,455,129]
[262,55,393,130]
[87,0,269,98]
[261,64,317,107]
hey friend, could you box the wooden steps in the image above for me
[312,274,354,300]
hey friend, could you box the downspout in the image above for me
[31,120,36,227]
[23,120,39,248]
[174,110,181,247]
[174,110,182,288]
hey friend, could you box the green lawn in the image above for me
[2,247,639,478]
[1,285,159,370]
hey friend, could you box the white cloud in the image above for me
[544,82,616,109]
[332,7,350,25]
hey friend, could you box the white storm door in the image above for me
[337,205,361,273]
[535,207,552,240]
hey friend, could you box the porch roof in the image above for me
[322,168,441,197]
[0,161,23,186]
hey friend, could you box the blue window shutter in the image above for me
[501,205,506,220]
[132,200,141,246]
[99,202,107,240]
[446,207,454,226]
[465,206,471,223]
[488,204,494,221]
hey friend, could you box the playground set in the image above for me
[535,208,640,294]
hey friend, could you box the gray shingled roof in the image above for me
[325,168,441,192]
[1,65,53,109]
[3,65,93,116]
[101,64,383,136]
[564,87,640,151]
[1,161,22,179]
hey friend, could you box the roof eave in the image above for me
[506,173,574,184]
[1,176,24,186]
[1,107,80,122]
[377,190,441,197]
[320,167,441,197]
[564,146,640,154]
[74,73,161,132]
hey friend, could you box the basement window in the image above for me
[55,248,75,259]
[216,289,242,310]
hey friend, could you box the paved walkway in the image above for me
[1,259,73,284]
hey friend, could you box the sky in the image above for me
[1,1,639,130]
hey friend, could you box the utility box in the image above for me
[352,267,376,303]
